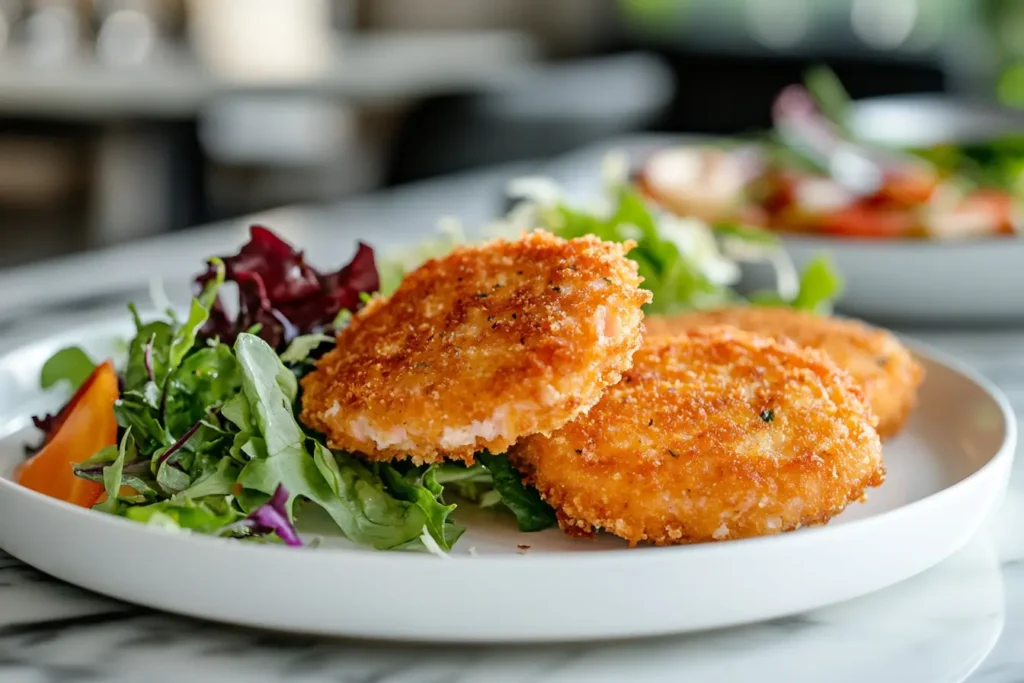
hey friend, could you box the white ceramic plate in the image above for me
[539,102,1024,325]
[0,321,1014,642]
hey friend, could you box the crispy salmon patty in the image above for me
[510,329,884,545]
[300,230,651,464]
[645,306,923,439]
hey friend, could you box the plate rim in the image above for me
[0,318,1015,567]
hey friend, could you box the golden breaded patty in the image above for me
[645,307,923,439]
[510,329,884,546]
[300,230,651,464]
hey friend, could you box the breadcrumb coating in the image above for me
[511,328,884,545]
[645,307,923,439]
[300,230,651,464]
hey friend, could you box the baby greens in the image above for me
[36,227,463,551]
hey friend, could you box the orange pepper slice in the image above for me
[18,360,119,507]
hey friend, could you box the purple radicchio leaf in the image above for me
[221,484,302,547]
[195,225,380,351]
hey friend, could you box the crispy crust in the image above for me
[645,307,924,439]
[510,328,884,546]
[300,230,651,464]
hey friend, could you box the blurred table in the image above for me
[0,32,537,118]
[0,166,1023,683]
[0,31,538,252]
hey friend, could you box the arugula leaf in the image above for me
[168,261,224,375]
[155,460,192,495]
[124,318,174,392]
[168,301,209,372]
[197,258,225,310]
[74,443,157,502]
[40,347,96,391]
[113,391,171,456]
[233,333,430,549]
[790,255,844,314]
[476,452,557,532]
[177,456,240,500]
[221,392,252,431]
[163,345,241,438]
[93,430,137,514]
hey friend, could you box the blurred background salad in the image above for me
[0,0,1021,264]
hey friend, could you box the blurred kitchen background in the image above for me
[0,0,1020,268]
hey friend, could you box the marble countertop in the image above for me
[2,170,1024,682]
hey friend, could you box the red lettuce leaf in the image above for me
[196,225,379,350]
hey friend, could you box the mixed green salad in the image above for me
[21,175,841,552]
[639,66,1024,240]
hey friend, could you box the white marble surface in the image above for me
[2,172,1024,681]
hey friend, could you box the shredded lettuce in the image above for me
[379,159,843,316]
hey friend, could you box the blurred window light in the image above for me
[23,1,80,66]
[188,0,331,83]
[851,0,918,50]
[746,0,810,49]
[96,9,156,66]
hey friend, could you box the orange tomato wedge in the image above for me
[818,204,918,239]
[18,361,119,507]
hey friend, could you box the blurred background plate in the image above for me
[537,94,1024,326]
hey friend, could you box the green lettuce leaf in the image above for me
[804,64,853,136]
[124,314,175,392]
[39,346,96,391]
[476,452,556,532]
[279,334,335,364]
[713,222,781,247]
[790,255,844,314]
[177,456,241,500]
[168,260,224,375]
[232,333,432,550]
[163,344,242,438]
[432,463,494,502]
[124,498,242,534]
[113,390,171,456]
[381,465,463,551]
[546,188,738,314]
